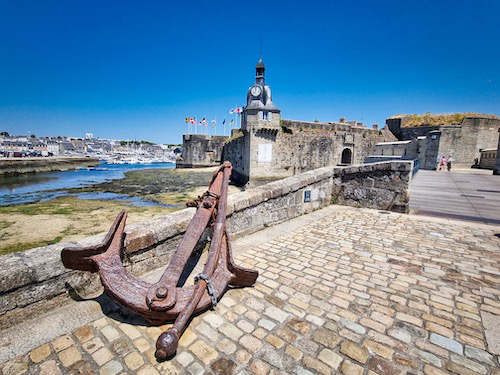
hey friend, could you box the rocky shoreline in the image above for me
[0,157,99,175]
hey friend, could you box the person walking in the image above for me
[447,155,453,171]
[438,155,447,171]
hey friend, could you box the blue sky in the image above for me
[1,0,499,144]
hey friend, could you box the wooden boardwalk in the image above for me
[410,170,500,225]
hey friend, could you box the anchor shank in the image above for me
[155,164,231,359]
[146,164,226,310]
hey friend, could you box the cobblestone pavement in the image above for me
[2,205,500,375]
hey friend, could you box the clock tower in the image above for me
[242,58,281,131]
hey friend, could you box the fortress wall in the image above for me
[176,134,228,168]
[387,116,500,167]
[222,131,249,185]
[224,119,396,184]
[0,161,412,329]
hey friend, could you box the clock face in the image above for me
[251,86,262,97]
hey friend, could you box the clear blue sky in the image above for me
[1,0,499,144]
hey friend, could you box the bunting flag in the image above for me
[229,119,234,125]
[235,107,243,114]
[222,119,226,125]
[190,118,196,124]
[185,117,190,124]
[229,109,234,114]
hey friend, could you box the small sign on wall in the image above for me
[258,144,273,163]
[304,190,311,202]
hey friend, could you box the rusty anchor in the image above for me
[61,162,258,360]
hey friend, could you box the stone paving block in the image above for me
[430,333,463,355]
[133,337,150,353]
[264,306,289,323]
[341,360,364,375]
[236,349,251,364]
[303,355,331,375]
[178,327,197,347]
[176,351,194,367]
[367,357,402,375]
[51,335,74,352]
[311,327,341,348]
[240,334,263,352]
[119,324,141,340]
[73,325,94,343]
[39,360,61,375]
[387,327,411,344]
[450,354,487,375]
[190,339,218,364]
[265,334,285,349]
[101,326,121,342]
[58,346,81,367]
[363,339,394,359]
[318,348,343,370]
[249,358,270,375]
[92,347,113,366]
[464,345,496,366]
[124,351,144,370]
[29,344,51,363]
[340,340,369,364]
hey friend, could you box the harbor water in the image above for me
[0,161,175,206]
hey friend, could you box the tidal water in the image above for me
[0,161,175,206]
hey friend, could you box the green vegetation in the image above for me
[0,168,234,255]
[0,236,64,256]
[390,112,497,127]
[0,220,12,230]
[223,131,244,145]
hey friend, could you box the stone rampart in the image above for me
[0,161,412,329]
[387,115,500,166]
[176,134,228,168]
[0,157,99,175]
[223,119,396,185]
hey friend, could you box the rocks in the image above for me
[429,333,463,354]
[480,311,500,355]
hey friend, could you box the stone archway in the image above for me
[341,148,352,164]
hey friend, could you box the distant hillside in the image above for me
[389,113,499,127]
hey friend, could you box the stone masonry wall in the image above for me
[0,161,412,329]
[176,134,228,168]
[387,116,500,167]
[221,131,248,184]
[223,119,396,184]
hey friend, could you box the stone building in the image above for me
[176,134,228,168]
[223,59,395,185]
[386,114,500,168]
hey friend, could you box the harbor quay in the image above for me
[1,204,499,375]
